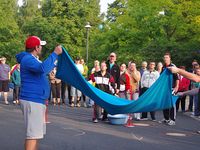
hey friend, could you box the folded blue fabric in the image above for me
[56,47,178,115]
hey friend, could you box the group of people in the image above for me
[0,57,21,105]
[0,35,200,150]
[87,53,174,124]
[48,57,88,107]
[1,50,200,126]
[63,51,199,125]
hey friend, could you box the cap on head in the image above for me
[25,36,46,49]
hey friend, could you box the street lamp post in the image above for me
[85,22,91,64]
[159,10,165,15]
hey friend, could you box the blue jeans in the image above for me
[188,96,193,111]
[194,95,200,116]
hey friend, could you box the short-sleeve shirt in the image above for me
[76,64,84,74]
[0,64,10,80]
[162,63,179,88]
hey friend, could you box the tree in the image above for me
[107,0,127,22]
[0,0,23,65]
[21,0,101,63]
[91,0,200,67]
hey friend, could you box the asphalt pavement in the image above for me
[0,95,200,150]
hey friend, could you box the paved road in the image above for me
[0,99,199,150]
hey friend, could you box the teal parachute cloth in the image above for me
[56,47,178,115]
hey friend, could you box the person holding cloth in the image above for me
[16,36,62,150]
[89,61,116,123]
[140,61,160,121]
[160,53,179,126]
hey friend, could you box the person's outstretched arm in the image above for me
[168,66,200,82]
[177,88,199,96]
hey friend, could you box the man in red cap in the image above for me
[16,36,62,150]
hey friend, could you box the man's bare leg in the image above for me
[25,139,38,150]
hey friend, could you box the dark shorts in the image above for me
[0,80,9,92]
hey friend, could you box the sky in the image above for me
[18,0,115,14]
[18,0,23,6]
[100,0,115,14]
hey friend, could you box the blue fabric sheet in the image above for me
[56,47,178,115]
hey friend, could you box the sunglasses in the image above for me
[110,55,115,57]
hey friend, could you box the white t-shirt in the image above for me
[141,70,160,88]
[76,64,84,74]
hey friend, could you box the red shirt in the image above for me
[120,72,131,91]
[178,75,190,92]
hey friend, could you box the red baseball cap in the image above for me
[25,36,46,49]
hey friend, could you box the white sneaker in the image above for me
[159,119,169,124]
[13,101,16,104]
[140,118,148,121]
[5,101,9,105]
[135,117,140,121]
[83,102,87,108]
[93,119,98,123]
[168,120,176,126]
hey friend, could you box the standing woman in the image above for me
[49,67,61,105]
[127,61,141,120]
[119,63,131,99]
[91,60,100,74]
[11,64,21,104]
[157,62,163,74]
[176,66,190,112]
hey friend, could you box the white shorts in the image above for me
[20,100,46,139]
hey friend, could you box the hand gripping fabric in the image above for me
[56,47,178,115]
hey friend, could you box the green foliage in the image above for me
[21,0,101,62]
[0,0,24,65]
[0,0,199,69]
[91,0,200,68]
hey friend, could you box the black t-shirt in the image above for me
[162,63,179,88]
[106,61,120,89]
